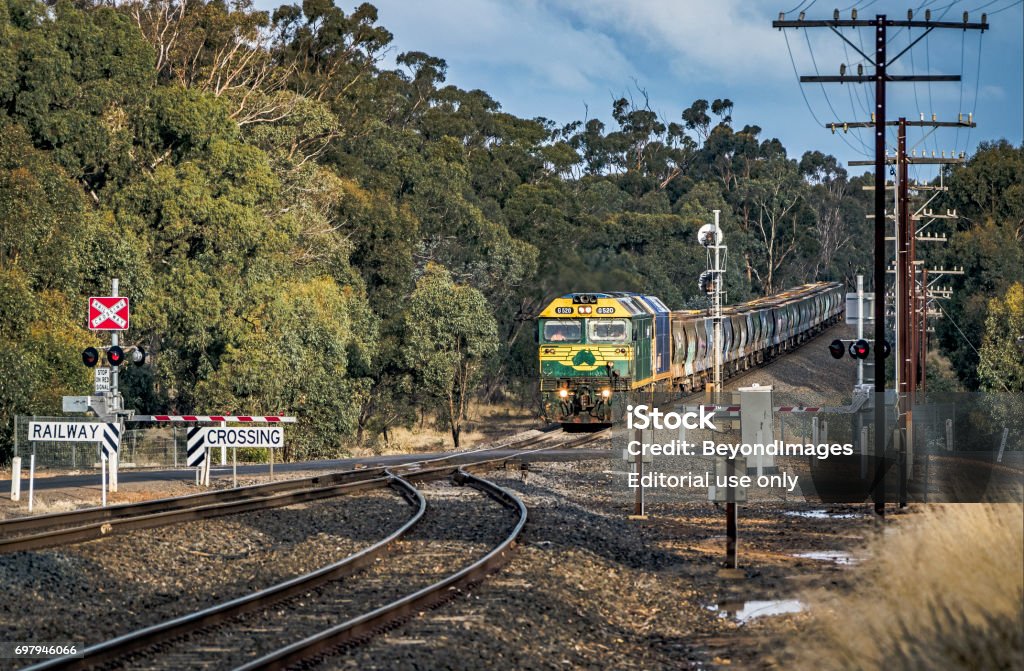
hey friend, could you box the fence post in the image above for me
[10,457,21,501]
[28,452,35,513]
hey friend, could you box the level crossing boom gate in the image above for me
[129,415,297,487]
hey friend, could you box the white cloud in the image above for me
[371,0,635,94]
[551,0,803,81]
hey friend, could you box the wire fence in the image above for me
[12,416,188,470]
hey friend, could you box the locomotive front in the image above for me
[537,293,634,425]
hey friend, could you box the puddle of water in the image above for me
[793,550,859,565]
[706,599,804,622]
[784,510,860,519]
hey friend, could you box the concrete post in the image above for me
[10,457,21,501]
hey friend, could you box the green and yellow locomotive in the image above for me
[537,283,845,426]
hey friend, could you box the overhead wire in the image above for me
[782,0,814,15]
[802,27,874,154]
[987,0,1023,15]
[803,28,874,153]
[934,303,1011,392]
[954,29,966,155]
[783,28,871,158]
[964,26,985,153]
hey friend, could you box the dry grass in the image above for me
[349,403,540,456]
[790,504,1024,670]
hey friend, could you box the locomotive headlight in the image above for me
[558,389,569,398]
[601,389,611,398]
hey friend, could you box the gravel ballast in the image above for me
[0,489,409,671]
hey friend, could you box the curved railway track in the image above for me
[21,432,606,671]
[0,427,595,554]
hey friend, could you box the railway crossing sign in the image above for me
[193,426,284,449]
[26,421,121,456]
[29,421,105,442]
[88,296,130,331]
[186,428,207,467]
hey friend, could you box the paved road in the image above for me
[0,447,612,494]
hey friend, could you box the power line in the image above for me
[954,30,966,154]
[803,28,874,153]
[964,29,984,152]
[783,29,871,157]
[934,303,1011,391]
[782,0,815,15]
[988,0,1023,15]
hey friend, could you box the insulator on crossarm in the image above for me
[925,9,931,21]
[779,12,784,21]
[920,112,925,121]
[834,9,839,20]
[858,63,864,75]
[851,8,857,19]
[908,10,913,20]
[963,11,969,23]
[840,63,846,75]
[843,123,849,133]
[932,114,937,121]
[799,11,805,20]
[968,112,973,124]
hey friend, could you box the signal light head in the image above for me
[107,345,125,367]
[882,340,891,358]
[82,347,99,368]
[828,339,845,359]
[850,339,870,360]
[131,347,147,366]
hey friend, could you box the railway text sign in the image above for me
[88,296,130,331]
[28,421,105,442]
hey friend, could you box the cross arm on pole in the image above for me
[801,75,960,83]
[773,19,988,30]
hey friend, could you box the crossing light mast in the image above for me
[699,211,726,404]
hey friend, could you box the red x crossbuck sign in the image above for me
[88,296,130,331]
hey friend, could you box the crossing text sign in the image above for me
[88,296,130,331]
[198,427,284,448]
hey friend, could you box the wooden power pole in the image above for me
[773,8,988,517]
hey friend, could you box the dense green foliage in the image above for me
[0,0,1020,460]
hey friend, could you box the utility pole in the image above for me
[773,8,988,518]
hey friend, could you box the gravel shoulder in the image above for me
[0,489,410,671]
[308,459,878,670]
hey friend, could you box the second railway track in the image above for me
[0,427,599,554]
[8,430,608,671]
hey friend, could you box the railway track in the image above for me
[675,321,849,406]
[22,431,607,670]
[0,427,590,554]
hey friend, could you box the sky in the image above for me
[257,0,1023,177]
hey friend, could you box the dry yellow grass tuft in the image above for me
[790,504,1024,670]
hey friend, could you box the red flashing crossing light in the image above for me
[82,347,99,367]
[849,339,870,360]
[107,345,125,367]
[828,339,845,359]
